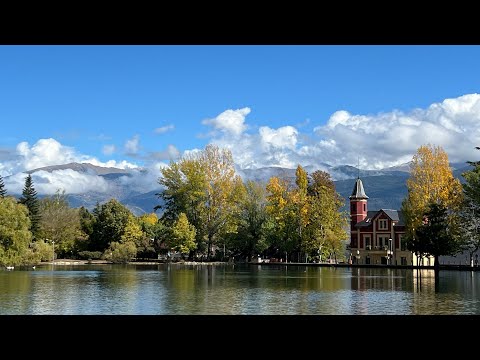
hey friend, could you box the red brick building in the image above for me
[349,177,416,266]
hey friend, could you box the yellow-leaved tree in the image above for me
[401,144,463,267]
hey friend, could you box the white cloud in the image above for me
[15,138,81,171]
[116,162,165,193]
[5,169,112,195]
[206,94,480,171]
[154,124,175,134]
[259,126,298,151]
[125,135,140,154]
[0,138,141,196]
[313,93,480,168]
[202,107,250,137]
[102,144,116,155]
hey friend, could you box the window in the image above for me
[364,236,371,250]
[379,219,388,230]
[363,203,366,212]
[401,257,407,266]
[400,235,406,251]
[351,203,355,213]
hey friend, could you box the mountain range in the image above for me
[7,161,473,216]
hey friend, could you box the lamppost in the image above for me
[388,238,392,265]
[52,240,55,267]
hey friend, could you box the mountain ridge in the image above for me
[5,161,473,215]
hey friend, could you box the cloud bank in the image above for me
[204,94,480,170]
[1,138,141,195]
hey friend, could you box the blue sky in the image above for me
[1,45,480,194]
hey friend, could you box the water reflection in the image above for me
[1,265,480,314]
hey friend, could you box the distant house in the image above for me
[348,177,432,266]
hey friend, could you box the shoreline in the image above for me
[33,259,480,271]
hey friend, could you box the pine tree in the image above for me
[19,174,40,238]
[0,175,6,197]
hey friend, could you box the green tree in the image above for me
[137,213,160,258]
[227,180,268,261]
[0,197,35,266]
[104,241,137,264]
[18,174,40,238]
[158,145,243,259]
[37,190,83,258]
[75,206,96,254]
[0,175,6,198]
[169,212,196,257]
[306,170,348,262]
[401,144,463,267]
[459,147,480,266]
[413,202,461,270]
[121,214,144,253]
[89,199,132,252]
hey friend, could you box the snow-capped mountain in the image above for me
[4,160,471,215]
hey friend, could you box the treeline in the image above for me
[0,144,349,266]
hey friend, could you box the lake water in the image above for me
[1,264,479,315]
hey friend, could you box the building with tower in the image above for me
[348,177,430,266]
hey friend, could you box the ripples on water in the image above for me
[0,265,480,315]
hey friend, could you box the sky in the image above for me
[1,45,480,194]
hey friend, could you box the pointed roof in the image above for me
[349,177,369,200]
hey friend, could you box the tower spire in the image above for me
[357,156,360,179]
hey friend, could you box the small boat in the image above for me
[6,266,14,271]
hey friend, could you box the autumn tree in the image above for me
[459,147,480,266]
[265,176,297,261]
[0,175,6,198]
[401,144,463,268]
[293,165,310,261]
[0,197,35,266]
[168,212,196,258]
[37,190,83,258]
[137,213,160,258]
[158,145,243,259]
[19,174,40,239]
[306,170,348,262]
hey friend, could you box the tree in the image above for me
[228,180,269,261]
[168,213,196,257]
[0,175,6,198]
[104,241,137,264]
[89,199,132,252]
[37,190,83,258]
[306,170,348,262]
[265,176,297,261]
[137,213,160,258]
[0,197,35,266]
[459,147,480,266]
[412,202,461,270]
[293,165,310,261]
[401,144,463,268]
[158,145,243,259]
[19,174,40,238]
[121,214,144,253]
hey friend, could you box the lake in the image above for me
[1,264,479,315]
